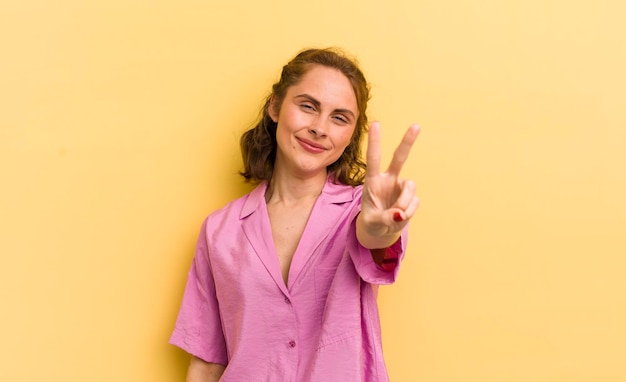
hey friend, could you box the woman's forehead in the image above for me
[286,65,358,112]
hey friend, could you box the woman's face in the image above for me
[270,65,359,179]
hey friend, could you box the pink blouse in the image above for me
[170,178,407,381]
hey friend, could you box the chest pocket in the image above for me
[314,267,337,303]
[315,255,362,339]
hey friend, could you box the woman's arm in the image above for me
[186,356,226,382]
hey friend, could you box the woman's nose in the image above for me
[309,118,328,137]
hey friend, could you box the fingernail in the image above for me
[393,212,404,222]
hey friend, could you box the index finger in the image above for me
[366,121,382,178]
[387,124,420,175]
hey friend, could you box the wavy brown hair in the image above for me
[239,48,370,186]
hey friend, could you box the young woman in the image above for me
[170,48,420,382]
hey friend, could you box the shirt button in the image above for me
[288,340,296,348]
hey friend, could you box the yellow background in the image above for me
[1,0,625,381]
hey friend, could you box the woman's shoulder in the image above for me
[203,182,267,226]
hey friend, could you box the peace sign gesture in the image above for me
[356,122,420,250]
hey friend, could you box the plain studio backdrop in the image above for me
[1,1,625,381]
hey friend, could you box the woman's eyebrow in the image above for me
[295,94,356,119]
[295,94,321,108]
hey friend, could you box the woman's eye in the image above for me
[333,115,348,124]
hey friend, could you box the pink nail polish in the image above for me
[393,212,403,222]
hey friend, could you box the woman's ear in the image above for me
[268,96,279,123]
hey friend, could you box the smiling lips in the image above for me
[296,137,327,153]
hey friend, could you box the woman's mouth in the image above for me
[296,137,327,154]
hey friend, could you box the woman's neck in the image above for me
[265,168,328,205]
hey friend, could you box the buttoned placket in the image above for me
[282,290,299,381]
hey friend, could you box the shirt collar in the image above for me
[239,175,357,219]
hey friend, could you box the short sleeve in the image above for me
[346,203,409,285]
[169,218,228,365]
